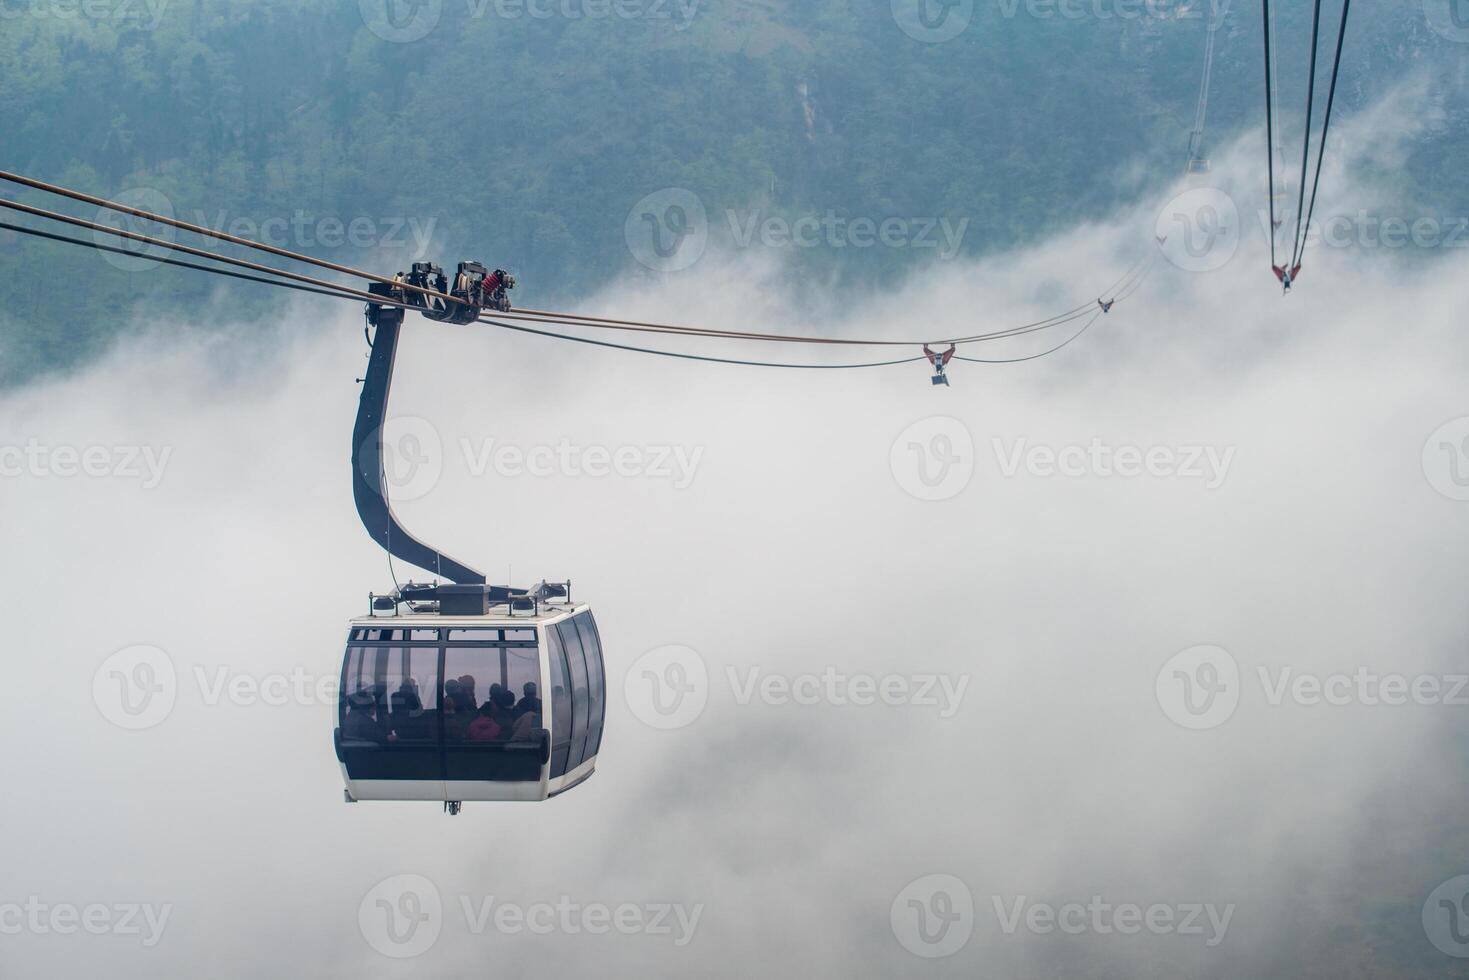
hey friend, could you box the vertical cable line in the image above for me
[1187,13,1220,173]
[1262,0,1279,270]
[1293,0,1351,271]
[1269,0,1288,228]
[1290,0,1325,267]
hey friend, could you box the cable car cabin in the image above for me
[335,603,606,811]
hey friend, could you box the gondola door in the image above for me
[440,633,547,787]
[338,640,442,787]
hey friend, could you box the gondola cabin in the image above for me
[343,269,606,813]
[335,598,606,812]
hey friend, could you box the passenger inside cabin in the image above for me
[515,683,540,719]
[443,680,469,740]
[390,678,428,740]
[343,689,380,742]
[490,687,517,737]
[466,702,501,741]
[457,675,478,713]
[512,707,541,741]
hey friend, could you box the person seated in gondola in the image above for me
[466,702,502,741]
[443,680,471,741]
[514,682,541,720]
[390,678,428,741]
[489,687,517,737]
[457,675,479,713]
[512,706,542,741]
[343,689,381,742]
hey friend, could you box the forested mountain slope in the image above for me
[0,0,1461,381]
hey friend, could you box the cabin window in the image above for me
[351,627,407,642]
[383,648,438,744]
[442,635,542,744]
[505,647,541,725]
[449,628,501,642]
[340,646,438,745]
[547,626,573,777]
[573,613,606,758]
[557,621,591,770]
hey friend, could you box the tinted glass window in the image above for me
[384,648,438,744]
[505,648,542,739]
[338,645,443,782]
[449,629,500,642]
[574,613,605,758]
[443,642,541,743]
[444,647,493,741]
[340,645,407,743]
[340,646,376,740]
[557,621,590,770]
[343,645,368,701]
[547,627,572,776]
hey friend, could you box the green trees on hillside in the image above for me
[0,0,1461,383]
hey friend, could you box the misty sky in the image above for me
[3,79,1469,978]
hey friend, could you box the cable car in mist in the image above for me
[337,598,606,812]
[334,271,605,814]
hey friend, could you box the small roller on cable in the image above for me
[923,344,955,387]
[1272,263,1300,294]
